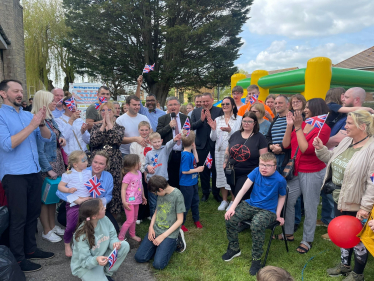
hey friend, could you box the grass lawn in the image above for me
[134,188,374,281]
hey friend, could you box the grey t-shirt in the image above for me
[154,188,185,239]
[85,103,102,122]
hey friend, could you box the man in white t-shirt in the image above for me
[116,95,150,155]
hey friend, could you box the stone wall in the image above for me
[0,0,27,105]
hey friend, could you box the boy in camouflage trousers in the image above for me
[222,153,287,276]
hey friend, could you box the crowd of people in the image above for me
[0,77,374,281]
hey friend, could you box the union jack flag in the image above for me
[371,172,374,183]
[305,114,328,129]
[143,63,155,73]
[65,97,76,111]
[84,175,105,198]
[182,118,191,136]
[107,248,118,270]
[95,97,107,110]
[249,94,258,105]
[205,152,213,169]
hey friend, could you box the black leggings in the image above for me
[334,202,368,274]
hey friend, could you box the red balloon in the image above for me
[328,216,363,248]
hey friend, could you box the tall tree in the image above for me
[63,0,252,105]
[24,0,75,92]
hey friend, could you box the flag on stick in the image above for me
[182,118,191,136]
[95,97,107,110]
[204,152,213,169]
[84,175,105,198]
[143,64,155,74]
[65,97,76,111]
[305,113,329,138]
[249,94,258,105]
[107,248,118,270]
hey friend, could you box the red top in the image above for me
[285,122,331,176]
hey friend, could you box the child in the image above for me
[71,199,130,281]
[179,131,204,232]
[222,152,287,276]
[257,266,294,281]
[144,132,181,217]
[134,175,186,270]
[130,121,152,224]
[58,150,92,257]
[119,154,147,242]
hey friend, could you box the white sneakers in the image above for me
[136,220,142,225]
[218,201,229,211]
[52,225,65,235]
[226,201,234,211]
[42,230,62,243]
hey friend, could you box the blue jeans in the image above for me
[180,184,200,224]
[321,191,334,225]
[134,232,177,270]
[275,154,286,174]
[148,192,157,218]
[294,196,302,225]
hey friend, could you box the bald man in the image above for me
[51,88,65,118]
[326,87,367,148]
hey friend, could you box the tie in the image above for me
[175,116,181,145]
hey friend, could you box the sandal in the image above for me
[297,241,312,254]
[272,233,294,241]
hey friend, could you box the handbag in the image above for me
[282,147,298,181]
[225,163,235,186]
[322,180,340,194]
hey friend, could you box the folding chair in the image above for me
[242,186,289,267]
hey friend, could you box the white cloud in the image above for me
[247,0,374,38]
[237,40,367,73]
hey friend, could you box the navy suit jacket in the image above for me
[156,113,188,145]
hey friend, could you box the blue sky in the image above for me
[235,0,374,72]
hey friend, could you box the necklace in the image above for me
[349,136,369,148]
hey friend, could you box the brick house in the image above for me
[0,0,27,105]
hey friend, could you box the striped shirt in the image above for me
[271,116,287,144]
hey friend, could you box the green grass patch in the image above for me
[135,188,374,281]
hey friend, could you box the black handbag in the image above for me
[322,180,340,194]
[282,147,298,181]
[225,163,235,186]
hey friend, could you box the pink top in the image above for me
[122,170,143,204]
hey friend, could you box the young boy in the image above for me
[134,175,186,270]
[179,131,204,232]
[222,152,287,276]
[144,132,181,217]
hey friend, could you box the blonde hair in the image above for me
[181,131,195,147]
[149,132,161,141]
[66,150,87,174]
[99,101,114,111]
[31,90,53,119]
[259,152,277,165]
[348,110,374,136]
[257,266,294,281]
[138,121,151,129]
[251,102,266,119]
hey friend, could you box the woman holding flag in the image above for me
[280,98,330,254]
[313,110,374,280]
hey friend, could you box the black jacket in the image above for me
[156,113,188,145]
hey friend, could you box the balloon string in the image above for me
[301,250,328,281]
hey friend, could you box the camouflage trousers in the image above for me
[226,201,276,260]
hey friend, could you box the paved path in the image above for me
[25,222,155,281]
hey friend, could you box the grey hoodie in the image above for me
[144,139,176,182]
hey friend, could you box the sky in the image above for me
[235,0,374,73]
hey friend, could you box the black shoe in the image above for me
[106,276,115,281]
[201,194,209,202]
[19,259,42,273]
[294,224,299,232]
[222,248,241,261]
[26,248,54,260]
[249,259,262,276]
[213,194,223,202]
[176,229,186,253]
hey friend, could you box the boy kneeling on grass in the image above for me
[134,175,186,270]
[222,152,287,276]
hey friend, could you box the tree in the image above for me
[63,0,252,105]
[24,0,75,92]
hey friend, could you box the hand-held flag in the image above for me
[249,94,258,105]
[107,248,118,270]
[204,152,213,169]
[65,97,76,111]
[305,113,329,138]
[95,97,108,110]
[182,118,191,136]
[84,175,105,198]
[370,173,374,183]
[143,64,155,74]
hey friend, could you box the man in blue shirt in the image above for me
[222,152,287,276]
[51,88,65,118]
[135,75,166,131]
[0,79,54,273]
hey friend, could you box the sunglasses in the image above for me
[221,103,231,106]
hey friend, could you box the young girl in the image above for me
[118,154,147,242]
[71,199,130,281]
[58,150,92,257]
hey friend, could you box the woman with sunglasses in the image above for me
[223,111,268,202]
[209,97,242,211]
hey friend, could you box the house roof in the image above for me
[334,46,374,69]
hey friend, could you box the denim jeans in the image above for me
[179,184,200,224]
[294,196,302,225]
[275,154,286,174]
[134,232,177,270]
[148,192,157,218]
[321,191,334,225]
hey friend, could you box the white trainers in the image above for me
[136,220,142,225]
[147,216,152,220]
[52,225,65,236]
[226,201,234,211]
[218,200,229,211]
[42,230,62,243]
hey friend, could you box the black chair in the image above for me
[242,186,289,267]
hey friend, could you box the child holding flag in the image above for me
[179,131,204,232]
[71,199,129,281]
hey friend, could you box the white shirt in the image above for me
[116,113,151,154]
[61,168,92,205]
[171,113,182,151]
[55,115,90,155]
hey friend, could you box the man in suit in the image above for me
[191,92,223,202]
[156,96,187,189]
